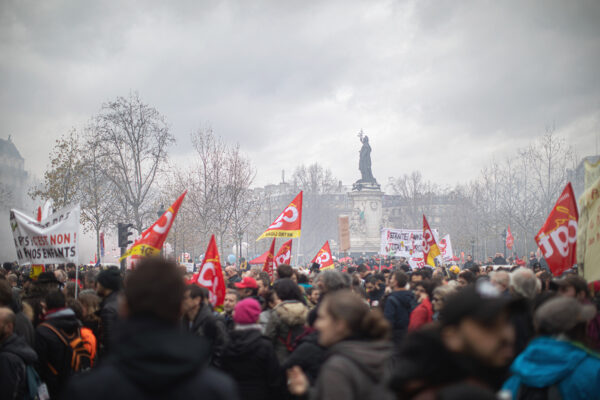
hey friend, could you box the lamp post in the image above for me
[237,230,243,264]
[470,239,475,261]
[500,229,507,259]
[157,204,165,256]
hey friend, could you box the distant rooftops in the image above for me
[0,135,24,160]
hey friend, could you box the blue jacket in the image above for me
[503,336,600,400]
[383,290,416,344]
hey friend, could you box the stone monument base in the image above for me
[348,187,383,255]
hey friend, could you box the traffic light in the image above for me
[118,223,134,248]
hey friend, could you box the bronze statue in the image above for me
[358,130,375,183]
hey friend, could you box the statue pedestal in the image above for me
[348,188,383,255]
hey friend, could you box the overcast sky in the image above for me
[2,0,599,190]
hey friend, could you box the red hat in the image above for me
[235,276,258,289]
[233,298,261,325]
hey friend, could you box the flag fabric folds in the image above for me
[312,241,334,270]
[120,191,187,262]
[506,225,514,250]
[422,215,441,267]
[536,182,578,277]
[257,191,303,240]
[190,235,226,307]
[263,238,276,281]
[274,239,293,267]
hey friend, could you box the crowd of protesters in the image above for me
[0,255,599,400]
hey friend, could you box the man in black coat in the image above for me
[219,297,283,400]
[0,307,38,400]
[95,267,121,356]
[64,257,238,400]
[383,271,416,344]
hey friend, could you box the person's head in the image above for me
[365,276,379,293]
[316,270,349,296]
[390,271,409,290]
[410,270,424,285]
[273,278,303,302]
[509,268,538,299]
[223,289,240,314]
[96,268,122,297]
[0,280,12,307]
[467,255,473,262]
[45,290,66,311]
[256,274,270,297]
[432,285,457,313]
[234,276,258,298]
[54,269,67,284]
[529,252,535,259]
[0,307,15,343]
[182,284,210,317]
[276,264,294,280]
[413,280,435,301]
[315,289,390,347]
[122,257,185,325]
[7,274,18,288]
[306,287,320,304]
[556,275,589,302]
[490,271,510,293]
[84,271,97,289]
[439,282,520,368]
[225,265,237,278]
[233,298,262,325]
[356,264,369,278]
[66,263,76,273]
[77,292,101,320]
[535,296,596,343]
[63,281,77,299]
[457,270,475,287]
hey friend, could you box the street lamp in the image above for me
[157,204,165,256]
[470,239,475,261]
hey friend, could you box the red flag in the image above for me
[422,215,441,266]
[257,191,302,240]
[191,235,226,307]
[535,183,578,277]
[263,238,276,281]
[121,191,187,262]
[36,207,42,222]
[506,225,514,250]
[312,241,334,270]
[275,239,293,267]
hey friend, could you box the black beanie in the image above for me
[97,268,122,291]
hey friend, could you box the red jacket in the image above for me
[408,298,433,331]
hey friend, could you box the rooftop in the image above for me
[0,136,24,160]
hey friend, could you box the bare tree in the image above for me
[94,93,174,233]
[388,171,441,228]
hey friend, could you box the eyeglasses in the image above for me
[432,297,442,302]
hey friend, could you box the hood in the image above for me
[44,308,80,334]
[111,317,211,393]
[223,328,263,357]
[0,334,38,364]
[330,340,393,382]
[389,290,415,307]
[509,337,589,387]
[275,301,308,325]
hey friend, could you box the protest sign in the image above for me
[439,234,454,262]
[380,228,439,269]
[10,203,80,265]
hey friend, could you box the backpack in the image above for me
[39,323,92,374]
[277,324,306,353]
[25,364,49,400]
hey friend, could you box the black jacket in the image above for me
[35,308,80,399]
[182,304,228,365]
[98,290,119,355]
[64,317,239,400]
[219,326,283,400]
[282,329,326,385]
[0,333,38,400]
[383,290,416,344]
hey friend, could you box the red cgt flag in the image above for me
[121,191,187,262]
[191,235,226,307]
[263,238,276,281]
[257,191,302,240]
[312,241,334,270]
[275,239,293,267]
[535,183,578,277]
[506,225,514,250]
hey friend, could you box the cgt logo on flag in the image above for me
[257,192,303,240]
[275,239,292,267]
[191,235,226,307]
[312,241,334,270]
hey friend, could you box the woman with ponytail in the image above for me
[286,290,394,400]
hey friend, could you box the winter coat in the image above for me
[282,329,327,385]
[265,300,308,363]
[503,336,600,400]
[0,333,38,400]
[383,290,416,344]
[310,340,394,400]
[219,325,283,400]
[98,290,119,355]
[35,308,81,399]
[408,297,433,331]
[63,317,239,400]
[15,311,35,348]
[182,304,228,366]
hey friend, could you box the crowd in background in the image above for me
[0,255,599,400]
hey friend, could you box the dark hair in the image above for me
[186,284,209,301]
[0,280,11,306]
[413,280,436,299]
[273,278,304,302]
[45,290,66,309]
[258,272,271,287]
[323,289,390,340]
[297,274,309,284]
[347,266,357,274]
[226,288,241,300]
[66,298,84,321]
[393,271,409,288]
[357,264,368,274]
[125,257,185,324]
[400,264,411,273]
[458,270,475,284]
[277,264,294,279]
[64,282,77,299]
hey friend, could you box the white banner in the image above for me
[380,228,439,269]
[439,234,454,262]
[10,204,80,265]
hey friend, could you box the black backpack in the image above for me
[39,323,92,375]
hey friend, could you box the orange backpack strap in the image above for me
[39,322,69,346]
